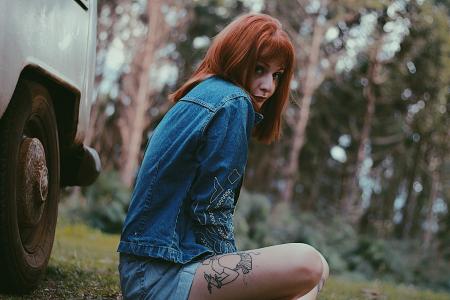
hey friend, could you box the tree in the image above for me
[85,0,190,186]
[264,0,385,204]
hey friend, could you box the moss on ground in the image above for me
[0,223,449,299]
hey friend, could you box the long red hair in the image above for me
[169,13,295,144]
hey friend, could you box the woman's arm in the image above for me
[188,97,254,254]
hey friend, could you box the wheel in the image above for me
[0,79,60,293]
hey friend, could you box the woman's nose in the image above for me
[259,75,274,95]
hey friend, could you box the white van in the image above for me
[0,0,100,292]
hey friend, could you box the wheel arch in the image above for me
[18,66,82,186]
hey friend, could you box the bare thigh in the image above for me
[188,243,323,300]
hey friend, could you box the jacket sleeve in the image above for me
[189,97,254,255]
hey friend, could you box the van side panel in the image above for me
[0,0,95,143]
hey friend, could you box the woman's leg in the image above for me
[295,252,329,300]
[188,243,328,300]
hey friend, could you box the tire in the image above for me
[0,80,60,293]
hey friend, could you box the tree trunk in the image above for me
[85,1,122,148]
[340,40,381,223]
[305,154,325,211]
[281,21,325,204]
[397,139,422,238]
[120,0,165,186]
[422,154,440,250]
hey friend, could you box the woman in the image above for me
[118,13,329,300]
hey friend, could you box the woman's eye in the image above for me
[273,72,283,80]
[255,65,265,75]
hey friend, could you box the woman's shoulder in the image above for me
[182,76,251,111]
[200,75,245,93]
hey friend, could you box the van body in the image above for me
[0,0,100,292]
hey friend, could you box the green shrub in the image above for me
[233,189,450,292]
[59,184,449,291]
[234,189,272,249]
[60,171,131,233]
[82,171,131,233]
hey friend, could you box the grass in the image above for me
[321,277,450,300]
[1,223,121,299]
[0,223,449,299]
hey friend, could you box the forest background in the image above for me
[61,0,450,292]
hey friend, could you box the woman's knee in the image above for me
[286,243,324,290]
[318,251,330,280]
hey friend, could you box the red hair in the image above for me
[169,13,295,144]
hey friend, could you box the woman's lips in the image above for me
[253,96,267,103]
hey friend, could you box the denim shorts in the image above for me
[119,253,200,300]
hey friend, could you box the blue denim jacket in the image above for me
[118,76,263,264]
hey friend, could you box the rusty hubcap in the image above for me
[17,137,48,227]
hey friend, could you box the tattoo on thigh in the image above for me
[202,251,260,294]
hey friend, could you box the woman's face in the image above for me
[249,59,285,111]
